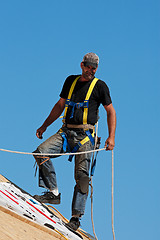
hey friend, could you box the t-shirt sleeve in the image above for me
[59,75,76,99]
[97,80,112,106]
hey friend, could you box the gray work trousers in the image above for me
[33,126,94,217]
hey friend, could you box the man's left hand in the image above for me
[105,136,115,151]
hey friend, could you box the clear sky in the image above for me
[0,1,159,239]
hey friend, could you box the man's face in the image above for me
[81,62,98,81]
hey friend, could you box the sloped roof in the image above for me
[0,174,94,240]
[0,206,62,240]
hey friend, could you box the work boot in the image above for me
[33,191,61,204]
[65,217,80,231]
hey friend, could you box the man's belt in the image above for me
[65,124,95,131]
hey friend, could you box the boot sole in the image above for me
[33,196,60,205]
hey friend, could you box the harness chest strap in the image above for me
[63,76,99,124]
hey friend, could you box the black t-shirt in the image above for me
[60,75,112,125]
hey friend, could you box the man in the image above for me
[33,52,116,231]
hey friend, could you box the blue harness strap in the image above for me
[91,157,97,176]
[60,128,95,162]
[60,129,100,177]
[68,130,95,162]
[90,137,101,176]
[68,142,82,162]
[60,131,70,153]
[85,130,95,145]
[65,99,89,119]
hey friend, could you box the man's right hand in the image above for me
[36,126,47,139]
[35,98,66,139]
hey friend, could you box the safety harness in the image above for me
[60,76,99,161]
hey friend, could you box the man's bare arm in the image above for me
[36,98,66,139]
[103,103,116,150]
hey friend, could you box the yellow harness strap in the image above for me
[83,77,99,124]
[79,131,95,145]
[63,76,80,123]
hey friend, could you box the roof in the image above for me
[0,174,95,240]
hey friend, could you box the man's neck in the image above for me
[79,75,94,82]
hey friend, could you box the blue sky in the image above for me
[0,0,159,239]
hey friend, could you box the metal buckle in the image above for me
[76,103,81,109]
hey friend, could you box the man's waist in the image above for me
[63,123,95,131]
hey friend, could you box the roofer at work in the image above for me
[33,52,116,231]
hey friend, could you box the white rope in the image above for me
[90,121,99,240]
[112,150,116,240]
[0,147,105,156]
